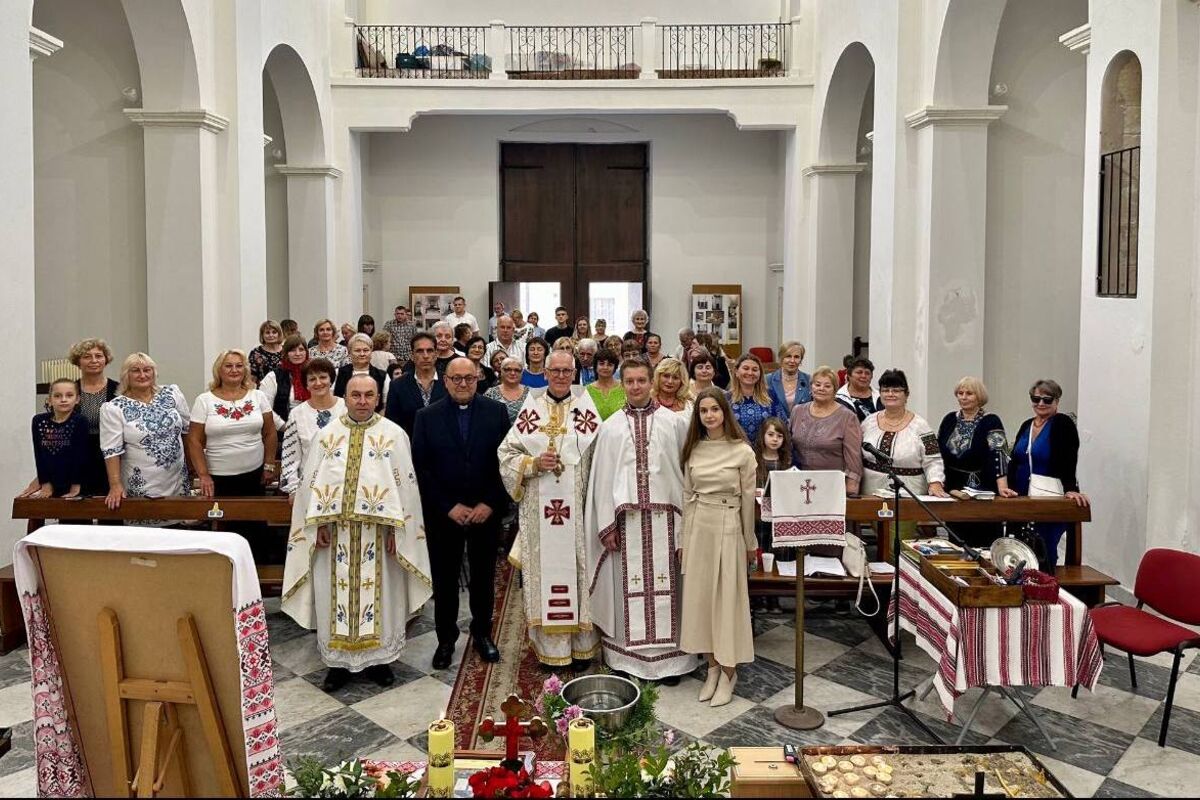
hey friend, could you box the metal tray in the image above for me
[798,744,1072,798]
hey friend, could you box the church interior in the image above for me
[2,0,1200,796]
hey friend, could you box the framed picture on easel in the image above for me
[409,286,462,332]
[691,284,742,358]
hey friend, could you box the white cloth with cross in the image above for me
[769,469,848,549]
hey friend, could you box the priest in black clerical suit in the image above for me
[411,357,511,669]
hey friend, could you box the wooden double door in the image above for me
[500,143,647,319]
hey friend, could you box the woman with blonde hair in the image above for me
[652,357,693,416]
[249,320,285,384]
[728,353,786,443]
[571,316,592,345]
[100,353,191,510]
[936,376,1010,546]
[311,318,349,368]
[69,337,119,495]
[679,387,757,707]
[766,341,812,415]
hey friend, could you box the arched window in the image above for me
[1097,51,1141,297]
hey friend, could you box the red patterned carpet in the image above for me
[444,561,594,761]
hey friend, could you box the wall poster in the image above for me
[691,283,742,358]
[409,286,462,332]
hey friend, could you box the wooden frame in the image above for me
[691,284,742,357]
[409,286,461,332]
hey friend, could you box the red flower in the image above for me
[468,766,550,798]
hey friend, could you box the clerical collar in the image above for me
[547,390,571,404]
[457,402,471,410]
[344,412,378,428]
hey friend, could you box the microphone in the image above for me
[862,442,893,464]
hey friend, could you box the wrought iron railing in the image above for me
[658,23,786,78]
[507,26,638,79]
[1097,146,1140,297]
[355,25,490,78]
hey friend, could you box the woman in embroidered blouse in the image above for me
[69,337,119,495]
[280,358,345,500]
[790,366,863,496]
[20,379,88,498]
[186,349,277,500]
[767,341,812,416]
[860,369,947,498]
[587,349,626,420]
[937,376,1010,546]
[651,357,693,416]
[728,353,787,444]
[101,353,192,509]
[260,335,310,429]
[310,318,349,369]
[248,320,284,385]
[521,337,549,388]
[484,357,530,424]
[1004,379,1088,568]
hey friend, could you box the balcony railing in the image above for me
[658,23,786,78]
[352,20,796,81]
[355,25,490,78]
[508,26,638,79]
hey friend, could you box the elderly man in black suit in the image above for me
[385,331,446,436]
[412,357,511,669]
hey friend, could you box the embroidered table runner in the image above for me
[769,469,847,549]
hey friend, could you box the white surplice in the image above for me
[498,387,602,665]
[585,402,696,679]
[283,413,432,671]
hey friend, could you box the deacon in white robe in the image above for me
[498,351,602,666]
[585,359,696,680]
[283,375,432,690]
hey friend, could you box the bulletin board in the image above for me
[409,286,462,331]
[691,284,742,358]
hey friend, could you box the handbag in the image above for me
[842,531,879,616]
[1026,427,1064,497]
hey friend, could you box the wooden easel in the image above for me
[98,608,240,798]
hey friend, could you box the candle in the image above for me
[426,718,455,798]
[568,717,596,797]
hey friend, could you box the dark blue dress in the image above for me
[1011,418,1067,568]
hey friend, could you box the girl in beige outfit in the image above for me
[679,388,758,707]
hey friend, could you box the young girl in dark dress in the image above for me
[20,378,89,498]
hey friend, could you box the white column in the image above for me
[788,15,804,78]
[801,164,866,366]
[639,18,658,79]
[488,20,507,79]
[780,127,805,343]
[125,109,228,394]
[276,165,342,328]
[903,105,1005,414]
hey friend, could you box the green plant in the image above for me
[596,680,661,756]
[587,742,737,798]
[285,757,419,798]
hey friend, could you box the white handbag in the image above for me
[1026,432,1064,497]
[842,531,879,616]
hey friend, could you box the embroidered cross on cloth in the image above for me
[769,469,847,549]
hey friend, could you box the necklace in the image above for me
[878,411,910,431]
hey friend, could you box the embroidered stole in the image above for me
[514,389,600,633]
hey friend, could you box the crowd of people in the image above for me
[22,295,1088,696]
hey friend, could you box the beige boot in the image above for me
[711,670,737,707]
[698,667,720,702]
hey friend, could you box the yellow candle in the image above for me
[568,717,596,797]
[426,718,455,798]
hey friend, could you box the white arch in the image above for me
[263,43,327,164]
[931,0,1008,106]
[817,42,875,163]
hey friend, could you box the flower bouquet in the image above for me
[534,674,584,739]
[286,757,419,798]
[466,765,554,798]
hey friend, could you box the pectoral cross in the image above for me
[800,478,817,504]
[542,408,568,480]
[478,694,548,771]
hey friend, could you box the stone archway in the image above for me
[263,43,337,329]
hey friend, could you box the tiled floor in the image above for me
[0,597,1194,797]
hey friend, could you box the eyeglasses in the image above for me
[879,388,906,395]
[501,367,523,374]
[546,368,574,376]
[1030,395,1056,405]
[447,375,478,385]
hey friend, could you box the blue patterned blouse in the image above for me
[729,392,788,444]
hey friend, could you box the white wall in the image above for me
[358,0,783,26]
[33,0,148,367]
[263,74,290,320]
[363,114,781,344]
[983,0,1086,427]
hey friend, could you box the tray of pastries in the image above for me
[799,744,1071,798]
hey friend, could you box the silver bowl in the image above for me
[561,674,640,733]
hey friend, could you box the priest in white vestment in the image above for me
[585,358,697,681]
[499,351,602,667]
[283,374,432,691]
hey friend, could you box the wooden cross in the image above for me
[477,694,548,770]
[799,478,818,504]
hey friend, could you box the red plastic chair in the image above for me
[748,346,775,364]
[1073,548,1200,747]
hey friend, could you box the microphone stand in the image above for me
[827,453,943,743]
